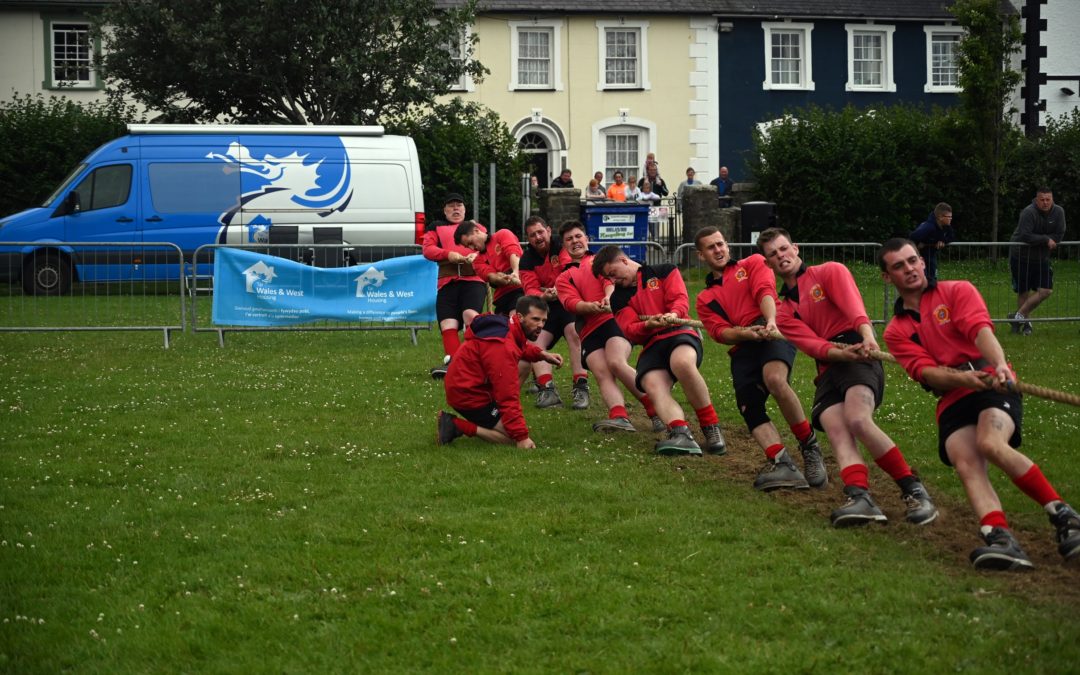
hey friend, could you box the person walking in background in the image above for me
[880,238,1080,570]
[1008,187,1066,336]
[908,202,956,283]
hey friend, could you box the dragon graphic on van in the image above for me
[207,140,354,244]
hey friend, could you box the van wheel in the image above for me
[22,251,72,296]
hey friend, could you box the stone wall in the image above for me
[537,188,582,230]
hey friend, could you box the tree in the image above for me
[951,0,1023,243]
[95,0,485,124]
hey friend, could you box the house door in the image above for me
[519,132,550,187]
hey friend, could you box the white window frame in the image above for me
[761,22,814,91]
[442,24,475,93]
[508,20,563,91]
[845,24,896,92]
[591,116,657,186]
[595,20,651,91]
[43,17,100,90]
[924,26,964,93]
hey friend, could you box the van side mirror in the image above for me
[65,191,81,214]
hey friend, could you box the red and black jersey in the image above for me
[775,262,872,375]
[519,238,565,296]
[695,253,777,353]
[556,254,615,341]
[474,229,523,304]
[421,219,486,289]
[609,263,696,350]
[444,313,545,441]
[883,280,1012,420]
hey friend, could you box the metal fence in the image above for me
[0,242,186,347]
[189,243,431,347]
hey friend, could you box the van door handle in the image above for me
[145,216,163,222]
[116,217,133,223]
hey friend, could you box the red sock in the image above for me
[1012,464,1061,506]
[694,404,718,427]
[537,373,553,387]
[840,463,870,490]
[574,372,589,384]
[639,394,657,417]
[980,510,1009,530]
[453,417,477,437]
[874,447,914,481]
[609,405,628,419]
[441,328,460,357]
[669,419,688,430]
[790,419,813,444]
[764,443,785,460]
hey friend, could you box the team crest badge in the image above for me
[810,284,826,302]
[647,277,660,290]
[934,304,951,324]
[735,267,748,282]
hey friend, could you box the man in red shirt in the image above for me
[880,238,1080,570]
[757,227,938,528]
[519,216,589,410]
[556,222,660,433]
[437,295,563,449]
[694,227,825,491]
[593,245,727,456]
[422,193,487,379]
[466,222,524,317]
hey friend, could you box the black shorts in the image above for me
[493,288,525,316]
[809,360,885,431]
[581,319,625,364]
[540,300,574,347]
[1010,256,1053,293]
[436,281,488,323]
[635,333,703,392]
[454,403,502,430]
[730,339,796,393]
[937,390,1023,466]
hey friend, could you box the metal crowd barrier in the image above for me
[190,243,431,347]
[0,242,186,347]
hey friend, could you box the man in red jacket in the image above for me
[593,245,727,456]
[422,193,487,379]
[464,222,524,316]
[694,226,824,491]
[880,238,1079,570]
[758,227,938,528]
[437,295,563,449]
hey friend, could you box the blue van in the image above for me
[0,124,425,294]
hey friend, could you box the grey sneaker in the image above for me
[535,383,563,408]
[799,433,828,488]
[526,379,540,394]
[970,527,1034,571]
[1008,311,1020,334]
[753,450,810,492]
[571,379,590,410]
[655,426,702,456]
[650,416,666,433]
[701,424,727,455]
[436,411,462,446]
[830,486,888,528]
[901,481,939,525]
[1049,502,1080,562]
[592,416,636,433]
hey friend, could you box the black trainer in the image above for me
[830,486,887,528]
[752,450,810,492]
[654,426,702,456]
[430,362,449,379]
[436,411,462,446]
[701,424,727,455]
[799,433,828,488]
[901,480,939,525]
[1049,502,1080,562]
[970,527,1034,571]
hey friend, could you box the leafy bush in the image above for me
[0,93,141,218]
[1005,108,1080,221]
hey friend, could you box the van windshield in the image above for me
[42,163,88,207]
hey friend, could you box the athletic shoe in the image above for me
[571,379,590,410]
[436,411,462,446]
[1022,321,1033,336]
[430,363,448,379]
[830,486,888,528]
[901,480,939,525]
[799,433,829,488]
[654,426,702,456]
[592,416,636,433]
[526,379,540,394]
[970,527,1034,571]
[1049,502,1080,562]
[701,424,727,455]
[535,383,563,408]
[650,416,666,433]
[753,450,810,492]
[1007,311,1020,334]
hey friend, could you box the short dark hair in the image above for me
[878,237,918,271]
[1037,186,1053,196]
[590,245,625,277]
[524,215,548,231]
[454,221,480,245]
[516,294,549,316]
[613,171,624,179]
[693,226,723,249]
[755,227,792,253]
[558,220,586,240]
[934,202,952,218]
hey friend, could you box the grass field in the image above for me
[2,275,1080,672]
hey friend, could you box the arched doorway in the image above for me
[511,117,568,188]
[519,132,549,189]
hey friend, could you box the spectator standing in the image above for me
[1008,187,1066,335]
[639,158,668,198]
[550,169,574,189]
[593,171,605,192]
[637,180,661,205]
[676,167,698,206]
[710,166,733,206]
[606,171,631,202]
[586,180,606,200]
[908,202,956,283]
